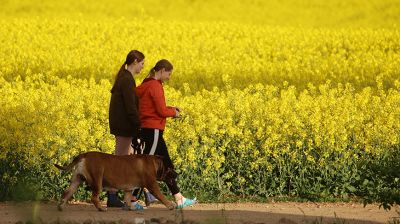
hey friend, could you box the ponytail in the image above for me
[111,50,144,92]
[146,59,173,79]
[147,67,156,78]
[111,63,126,92]
[117,62,127,78]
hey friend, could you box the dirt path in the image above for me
[0,201,399,224]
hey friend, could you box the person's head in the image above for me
[125,50,145,74]
[112,50,145,92]
[147,59,173,82]
[116,50,145,77]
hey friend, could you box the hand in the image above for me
[132,128,145,154]
[174,108,180,118]
[132,138,145,154]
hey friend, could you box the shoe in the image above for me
[131,201,146,210]
[107,193,124,207]
[176,197,197,209]
[144,191,159,206]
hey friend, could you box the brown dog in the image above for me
[55,151,176,211]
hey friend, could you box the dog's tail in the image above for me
[54,153,86,171]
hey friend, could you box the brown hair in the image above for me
[147,59,173,78]
[112,50,145,91]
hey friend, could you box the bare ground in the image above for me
[0,201,399,224]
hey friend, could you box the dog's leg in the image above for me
[91,190,105,212]
[123,190,132,208]
[91,177,106,212]
[124,190,132,210]
[146,183,175,210]
[58,174,82,211]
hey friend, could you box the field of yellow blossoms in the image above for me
[0,0,399,206]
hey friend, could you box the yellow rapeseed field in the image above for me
[0,0,399,202]
[1,19,399,90]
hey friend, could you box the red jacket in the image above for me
[136,78,176,130]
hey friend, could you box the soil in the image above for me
[0,201,399,224]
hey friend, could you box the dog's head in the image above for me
[154,156,178,185]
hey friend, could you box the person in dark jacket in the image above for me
[108,50,145,209]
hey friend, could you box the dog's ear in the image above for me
[154,155,164,170]
[154,156,166,180]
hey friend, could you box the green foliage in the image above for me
[358,147,400,210]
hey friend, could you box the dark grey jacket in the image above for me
[109,69,140,137]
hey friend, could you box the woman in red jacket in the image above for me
[136,59,196,209]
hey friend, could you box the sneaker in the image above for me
[131,201,146,210]
[144,191,159,206]
[176,197,197,209]
[106,193,124,208]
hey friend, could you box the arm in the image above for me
[121,75,140,126]
[150,84,176,118]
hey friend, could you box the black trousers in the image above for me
[141,128,180,195]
